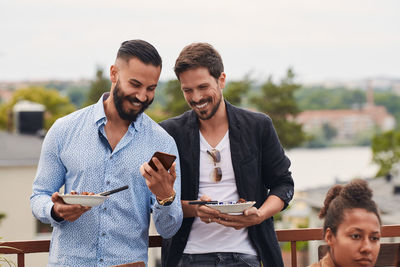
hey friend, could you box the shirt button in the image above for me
[99,259,103,262]
[102,232,106,236]
[103,207,107,211]
[106,181,110,185]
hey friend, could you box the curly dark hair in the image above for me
[319,179,381,235]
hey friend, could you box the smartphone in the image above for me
[148,151,177,171]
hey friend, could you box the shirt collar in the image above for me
[93,93,108,127]
[93,93,144,132]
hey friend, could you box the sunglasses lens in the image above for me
[213,150,221,163]
[207,149,221,164]
[207,149,222,182]
[213,167,222,182]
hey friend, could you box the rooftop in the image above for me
[0,131,43,167]
[293,176,400,225]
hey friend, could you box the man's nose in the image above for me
[135,88,147,103]
[192,90,203,103]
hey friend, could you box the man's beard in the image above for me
[113,80,153,122]
[190,90,222,121]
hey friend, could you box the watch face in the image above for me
[161,200,173,206]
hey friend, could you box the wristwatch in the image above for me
[157,191,176,206]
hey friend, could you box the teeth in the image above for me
[131,100,141,106]
[196,102,208,109]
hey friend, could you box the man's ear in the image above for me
[325,228,334,246]
[110,65,118,83]
[218,72,226,89]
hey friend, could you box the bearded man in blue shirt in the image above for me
[30,39,182,267]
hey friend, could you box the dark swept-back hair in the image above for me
[319,179,381,236]
[116,40,162,68]
[174,42,224,80]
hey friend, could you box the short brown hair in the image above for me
[174,42,224,80]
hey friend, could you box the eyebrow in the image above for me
[129,79,157,88]
[129,79,142,85]
[198,82,209,87]
[350,227,381,234]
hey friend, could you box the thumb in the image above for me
[244,207,258,216]
[51,192,61,203]
[200,195,212,201]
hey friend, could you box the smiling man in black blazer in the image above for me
[160,42,294,267]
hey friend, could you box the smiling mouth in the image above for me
[195,102,208,109]
[128,99,142,107]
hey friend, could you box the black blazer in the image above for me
[160,101,294,267]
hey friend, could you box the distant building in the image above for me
[0,89,13,103]
[13,100,45,135]
[296,82,396,143]
[0,131,48,266]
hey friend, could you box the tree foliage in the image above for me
[0,86,75,130]
[84,67,111,106]
[162,79,190,118]
[223,76,251,106]
[66,86,88,108]
[250,68,306,149]
[295,87,366,111]
[374,92,400,127]
[371,129,400,177]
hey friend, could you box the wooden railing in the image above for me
[1,225,400,267]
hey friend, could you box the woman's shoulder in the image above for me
[307,253,335,267]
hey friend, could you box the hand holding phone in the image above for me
[148,151,177,171]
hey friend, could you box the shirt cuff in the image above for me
[47,202,65,226]
[153,196,179,210]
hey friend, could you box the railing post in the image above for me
[291,241,297,267]
[17,253,24,267]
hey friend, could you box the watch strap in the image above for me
[157,192,176,206]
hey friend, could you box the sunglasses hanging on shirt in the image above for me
[207,149,222,182]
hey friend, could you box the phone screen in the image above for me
[148,151,177,171]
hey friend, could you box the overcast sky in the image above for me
[1,0,399,83]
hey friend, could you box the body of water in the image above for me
[285,146,379,191]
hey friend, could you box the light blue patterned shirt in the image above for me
[30,94,182,267]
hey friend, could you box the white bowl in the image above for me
[60,194,109,207]
[206,201,256,214]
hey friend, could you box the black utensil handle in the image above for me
[188,201,218,205]
[100,185,129,196]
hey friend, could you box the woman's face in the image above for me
[326,208,381,267]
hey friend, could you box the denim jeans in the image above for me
[177,252,261,267]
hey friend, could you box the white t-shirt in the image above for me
[183,131,257,255]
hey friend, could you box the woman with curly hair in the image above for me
[309,179,381,267]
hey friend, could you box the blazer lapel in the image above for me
[187,110,201,199]
[226,101,246,198]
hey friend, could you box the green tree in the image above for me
[371,129,400,176]
[0,86,75,130]
[84,67,111,106]
[295,87,366,111]
[162,79,189,118]
[223,76,251,106]
[250,68,306,149]
[66,86,88,108]
[322,123,337,140]
[375,92,400,127]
